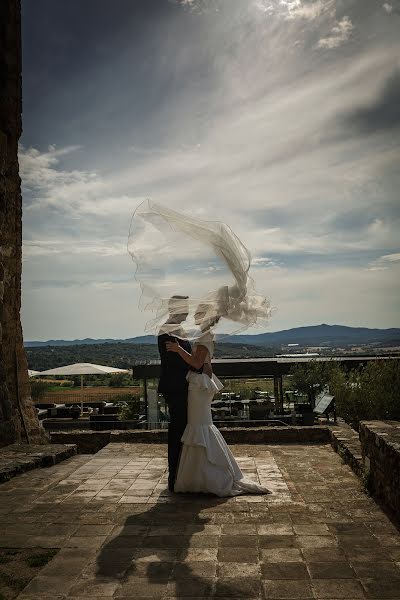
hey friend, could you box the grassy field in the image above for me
[39,386,141,405]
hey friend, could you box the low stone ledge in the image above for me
[217,425,330,444]
[50,431,111,454]
[50,425,331,452]
[329,420,365,478]
[360,420,400,518]
[0,443,77,484]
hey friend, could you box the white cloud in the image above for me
[20,144,90,191]
[284,0,329,20]
[367,252,400,271]
[383,3,393,13]
[381,253,400,262]
[255,0,333,20]
[19,144,144,224]
[252,257,281,268]
[23,240,127,258]
[317,16,354,49]
[20,144,106,212]
[173,0,217,13]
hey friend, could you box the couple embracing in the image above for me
[158,294,270,497]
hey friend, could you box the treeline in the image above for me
[26,342,275,371]
[291,359,400,428]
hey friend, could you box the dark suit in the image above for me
[158,330,191,490]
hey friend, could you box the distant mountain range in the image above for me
[25,324,400,348]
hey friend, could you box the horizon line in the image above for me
[24,322,400,344]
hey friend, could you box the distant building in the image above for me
[276,353,320,358]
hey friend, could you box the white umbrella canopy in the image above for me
[28,369,41,377]
[36,363,130,412]
[38,363,129,376]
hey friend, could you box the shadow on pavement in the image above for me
[96,493,236,598]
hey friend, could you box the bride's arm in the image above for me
[202,362,213,377]
[165,341,208,370]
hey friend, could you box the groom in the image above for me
[158,295,191,491]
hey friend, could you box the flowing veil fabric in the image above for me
[128,199,272,339]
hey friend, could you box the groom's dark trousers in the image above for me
[158,333,191,491]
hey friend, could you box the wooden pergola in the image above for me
[132,355,394,413]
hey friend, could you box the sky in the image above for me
[20,0,400,341]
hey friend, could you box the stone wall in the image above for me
[0,0,46,446]
[50,425,331,453]
[360,420,400,519]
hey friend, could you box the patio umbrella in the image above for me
[28,369,41,377]
[37,363,130,412]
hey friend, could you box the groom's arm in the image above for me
[159,334,203,373]
[181,340,203,374]
[159,334,190,369]
[170,343,208,371]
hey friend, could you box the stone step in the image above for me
[329,420,365,478]
[0,443,77,483]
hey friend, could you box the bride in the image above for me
[165,302,270,497]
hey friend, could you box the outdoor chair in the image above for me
[35,402,56,410]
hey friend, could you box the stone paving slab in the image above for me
[0,442,77,483]
[0,443,399,598]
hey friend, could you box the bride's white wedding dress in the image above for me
[174,332,270,497]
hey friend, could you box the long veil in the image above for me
[128,199,272,340]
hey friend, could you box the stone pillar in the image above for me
[0,0,47,446]
[146,389,159,426]
[274,376,283,414]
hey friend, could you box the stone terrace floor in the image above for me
[1,443,400,599]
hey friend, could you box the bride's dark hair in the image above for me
[168,295,189,315]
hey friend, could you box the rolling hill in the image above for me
[25,324,400,348]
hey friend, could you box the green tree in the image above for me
[329,359,400,428]
[108,373,130,387]
[290,360,336,407]
[30,380,49,401]
[117,395,141,420]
